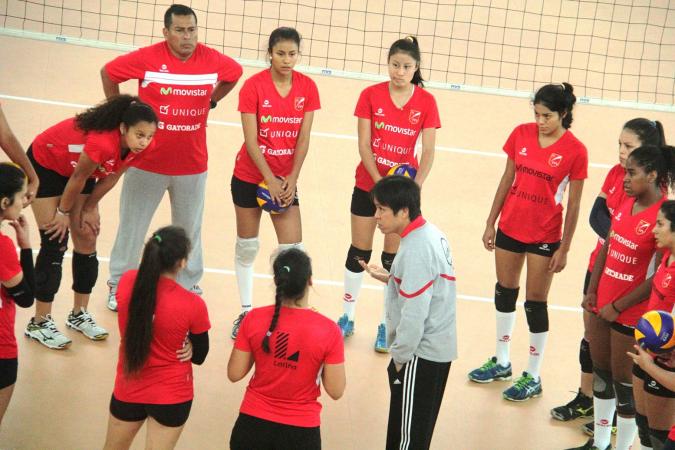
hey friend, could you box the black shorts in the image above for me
[230,413,321,450]
[27,146,96,198]
[109,394,192,428]
[231,175,299,209]
[610,321,635,337]
[583,270,592,296]
[0,358,18,389]
[495,228,561,257]
[350,187,375,217]
[643,359,675,398]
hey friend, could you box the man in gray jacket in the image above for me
[361,175,457,450]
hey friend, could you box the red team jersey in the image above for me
[234,69,320,184]
[113,270,211,404]
[0,232,21,359]
[596,196,665,326]
[234,305,344,427]
[31,118,152,178]
[647,250,675,313]
[353,82,441,192]
[105,41,243,175]
[587,164,627,271]
[499,123,588,243]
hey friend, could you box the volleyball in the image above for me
[635,310,675,354]
[256,181,287,214]
[387,164,417,179]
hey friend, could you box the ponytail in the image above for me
[124,226,190,374]
[628,145,675,193]
[533,82,577,129]
[623,118,667,148]
[388,36,425,87]
[75,94,157,132]
[261,248,312,353]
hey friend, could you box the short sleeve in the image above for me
[234,310,253,352]
[105,49,147,84]
[189,296,211,335]
[600,166,619,195]
[570,143,589,180]
[421,93,441,129]
[324,323,345,365]
[83,132,115,165]
[238,78,258,114]
[215,52,243,83]
[502,125,520,159]
[0,236,20,282]
[354,87,372,119]
[304,77,321,112]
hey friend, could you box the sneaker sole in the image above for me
[503,390,543,402]
[106,304,118,312]
[551,409,593,421]
[374,346,389,353]
[65,322,109,341]
[582,424,617,437]
[468,374,512,384]
[24,331,71,350]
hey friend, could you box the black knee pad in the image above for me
[524,300,549,333]
[593,367,615,400]
[345,245,372,273]
[72,252,98,294]
[495,283,518,313]
[613,381,635,416]
[635,413,651,447]
[34,230,68,302]
[381,252,396,273]
[650,428,669,450]
[579,338,593,374]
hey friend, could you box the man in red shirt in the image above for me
[100,4,242,309]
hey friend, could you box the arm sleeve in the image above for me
[188,331,209,365]
[7,249,35,308]
[105,49,146,84]
[589,196,611,238]
[354,88,371,119]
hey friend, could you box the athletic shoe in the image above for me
[468,357,512,383]
[190,285,203,296]
[374,323,388,353]
[564,438,611,450]
[231,311,249,339]
[106,281,117,312]
[503,372,542,401]
[24,315,72,349]
[582,415,618,437]
[337,314,354,337]
[551,389,594,421]
[66,309,109,340]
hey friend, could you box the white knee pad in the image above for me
[235,237,260,267]
[277,242,304,253]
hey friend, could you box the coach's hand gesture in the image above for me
[359,260,389,283]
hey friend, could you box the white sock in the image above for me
[235,261,254,312]
[343,269,363,320]
[526,331,548,380]
[615,415,638,450]
[495,311,516,366]
[593,396,617,450]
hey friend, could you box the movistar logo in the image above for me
[261,115,272,123]
[160,87,172,95]
[375,121,385,129]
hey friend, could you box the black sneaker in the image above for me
[551,389,593,421]
[582,414,617,436]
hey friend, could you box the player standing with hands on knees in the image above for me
[338,36,441,353]
[468,83,588,402]
[361,175,456,450]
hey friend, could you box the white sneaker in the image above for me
[25,315,72,349]
[107,281,117,312]
[66,309,109,341]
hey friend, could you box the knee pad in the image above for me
[381,252,396,272]
[613,381,635,415]
[593,367,615,400]
[277,242,304,253]
[495,283,518,313]
[650,428,669,450]
[635,413,652,447]
[579,338,593,374]
[524,300,549,333]
[235,237,260,267]
[34,230,69,302]
[345,245,372,273]
[72,252,99,294]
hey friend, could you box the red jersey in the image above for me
[31,117,151,179]
[105,41,243,175]
[588,164,627,271]
[0,232,21,359]
[596,196,665,326]
[353,82,441,192]
[234,305,344,427]
[647,251,675,313]
[233,69,320,184]
[499,123,588,243]
[113,270,211,404]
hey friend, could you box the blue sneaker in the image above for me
[337,314,354,337]
[468,357,512,383]
[374,323,388,353]
[503,372,542,401]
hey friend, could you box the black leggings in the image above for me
[230,413,321,450]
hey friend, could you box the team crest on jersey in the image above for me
[409,110,421,125]
[635,219,650,235]
[663,273,672,288]
[294,97,305,111]
[548,153,563,167]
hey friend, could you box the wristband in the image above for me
[210,100,217,109]
[56,206,70,216]
[611,302,622,314]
